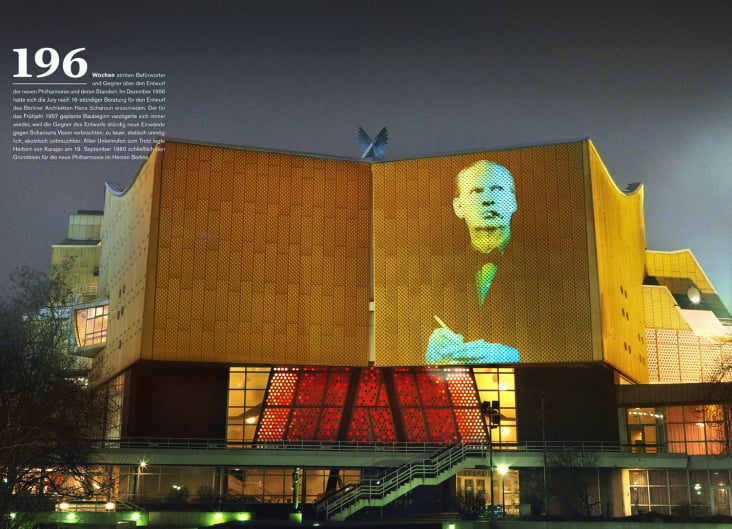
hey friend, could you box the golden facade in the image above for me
[98,142,372,378]
[643,250,732,383]
[90,138,680,383]
[51,211,103,303]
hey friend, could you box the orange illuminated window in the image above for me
[74,303,108,348]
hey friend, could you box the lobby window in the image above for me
[73,302,108,347]
[227,367,271,445]
[627,407,663,453]
[628,469,723,517]
[227,468,360,504]
[665,405,731,455]
[473,367,516,445]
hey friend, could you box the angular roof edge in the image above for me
[158,135,592,164]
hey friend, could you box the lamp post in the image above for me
[134,460,147,500]
[497,464,508,516]
[481,401,501,512]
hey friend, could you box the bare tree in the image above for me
[701,364,732,455]
[0,265,111,529]
[546,451,600,519]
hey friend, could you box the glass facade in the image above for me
[473,367,516,445]
[665,405,731,455]
[73,303,108,348]
[113,465,360,505]
[227,367,271,445]
[626,405,732,456]
[226,366,516,445]
[628,469,731,516]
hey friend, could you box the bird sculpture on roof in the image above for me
[358,126,388,159]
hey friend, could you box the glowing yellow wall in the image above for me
[150,142,371,365]
[373,141,597,366]
[643,251,731,383]
[51,212,103,302]
[646,250,716,296]
[587,141,648,382]
[95,149,162,381]
[51,245,100,301]
[92,138,658,381]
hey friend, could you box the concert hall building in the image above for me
[53,138,732,524]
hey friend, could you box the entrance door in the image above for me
[712,487,730,515]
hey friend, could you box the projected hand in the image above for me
[425,318,520,365]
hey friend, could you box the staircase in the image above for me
[315,443,485,521]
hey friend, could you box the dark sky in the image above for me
[2,0,731,309]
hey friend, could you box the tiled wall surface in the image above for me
[373,141,600,367]
[150,143,372,366]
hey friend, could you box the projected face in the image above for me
[453,161,516,254]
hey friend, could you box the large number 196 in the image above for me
[13,47,88,79]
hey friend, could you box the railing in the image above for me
[56,500,144,512]
[93,437,668,454]
[315,443,482,520]
[92,438,449,453]
[312,440,680,520]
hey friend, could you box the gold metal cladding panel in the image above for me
[373,142,594,366]
[643,285,691,331]
[94,149,161,383]
[152,142,371,365]
[646,250,715,295]
[51,245,100,300]
[588,142,649,383]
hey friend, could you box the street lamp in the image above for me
[497,464,508,516]
[134,460,147,499]
[480,401,501,510]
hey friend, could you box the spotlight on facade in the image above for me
[237,512,251,521]
[66,513,76,521]
[687,285,701,304]
[497,464,509,475]
[104,502,115,511]
[131,513,140,521]
[58,502,70,511]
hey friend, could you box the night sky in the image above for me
[2,0,730,310]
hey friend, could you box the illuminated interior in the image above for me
[227,367,271,445]
[73,302,108,349]
[474,367,516,444]
[627,468,731,516]
[665,405,731,455]
[226,366,516,444]
[627,405,732,456]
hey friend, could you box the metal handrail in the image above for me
[92,437,668,454]
[315,442,480,520]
